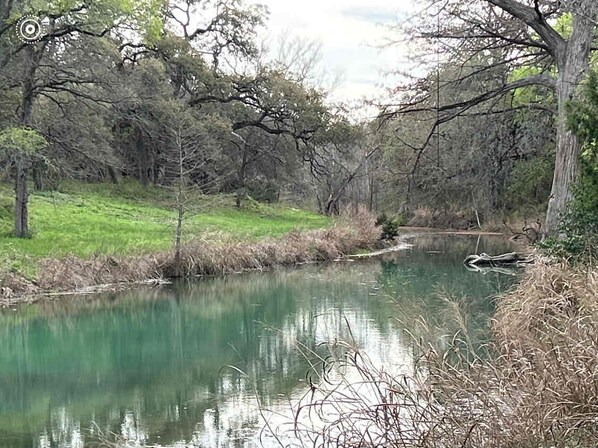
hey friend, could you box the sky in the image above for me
[247,0,418,107]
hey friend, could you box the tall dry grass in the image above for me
[1,210,380,301]
[277,262,598,448]
[407,207,479,230]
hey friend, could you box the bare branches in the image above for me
[382,73,555,120]
[484,0,566,58]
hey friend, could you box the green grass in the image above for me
[0,180,331,261]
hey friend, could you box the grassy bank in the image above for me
[0,181,330,258]
[0,181,379,301]
[283,260,598,447]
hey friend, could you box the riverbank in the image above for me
[0,182,383,304]
[437,261,598,446]
[287,259,598,447]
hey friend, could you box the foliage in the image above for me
[375,213,402,240]
[544,178,598,260]
[509,65,555,107]
[0,127,47,156]
[541,70,598,261]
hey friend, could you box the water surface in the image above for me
[0,234,519,447]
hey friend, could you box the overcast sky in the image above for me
[248,0,418,106]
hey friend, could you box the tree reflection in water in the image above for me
[0,234,518,447]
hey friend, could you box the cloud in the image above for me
[341,5,402,24]
[249,0,415,103]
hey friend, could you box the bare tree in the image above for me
[163,112,214,277]
[385,0,598,235]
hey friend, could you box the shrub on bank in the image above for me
[540,177,598,261]
[375,213,402,240]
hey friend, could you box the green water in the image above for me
[0,234,519,447]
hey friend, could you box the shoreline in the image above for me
[0,226,517,307]
[1,218,382,306]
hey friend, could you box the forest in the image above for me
[0,1,598,447]
[0,0,596,244]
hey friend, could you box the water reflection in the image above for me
[0,234,519,447]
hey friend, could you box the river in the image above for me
[0,233,520,447]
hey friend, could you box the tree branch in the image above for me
[385,73,556,118]
[484,0,566,59]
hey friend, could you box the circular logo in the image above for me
[16,16,44,44]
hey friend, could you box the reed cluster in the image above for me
[278,262,598,448]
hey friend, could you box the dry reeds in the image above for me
[274,262,598,448]
[0,210,380,302]
[407,207,479,230]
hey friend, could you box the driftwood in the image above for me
[464,252,533,268]
[346,243,414,259]
[464,264,520,276]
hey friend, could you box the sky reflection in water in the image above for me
[0,234,519,447]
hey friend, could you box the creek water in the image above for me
[0,233,520,447]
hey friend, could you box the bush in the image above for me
[540,175,598,261]
[541,69,598,262]
[375,213,402,240]
[246,181,279,203]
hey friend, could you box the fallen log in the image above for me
[463,252,533,267]
[345,242,414,259]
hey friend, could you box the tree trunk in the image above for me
[173,127,185,278]
[32,166,43,191]
[108,166,119,184]
[324,195,340,216]
[544,6,597,236]
[13,45,39,238]
[14,158,29,238]
[235,149,249,209]
[173,204,184,277]
[135,127,149,187]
